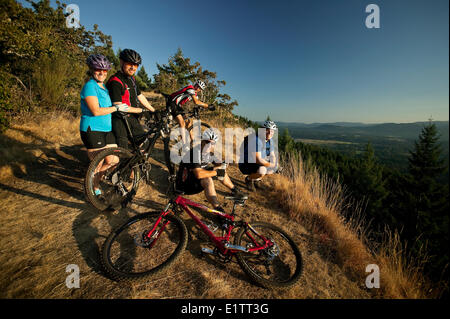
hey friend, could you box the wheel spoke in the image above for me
[235,222,302,288]
[84,147,140,211]
[102,212,188,280]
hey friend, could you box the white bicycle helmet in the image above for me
[194,80,207,90]
[202,128,219,142]
[263,120,277,130]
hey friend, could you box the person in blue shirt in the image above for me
[238,120,278,192]
[80,54,141,195]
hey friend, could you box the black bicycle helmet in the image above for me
[119,49,142,65]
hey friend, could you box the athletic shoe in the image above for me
[245,176,255,192]
[231,187,248,199]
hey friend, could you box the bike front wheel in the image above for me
[84,147,140,211]
[234,222,303,288]
[101,211,188,281]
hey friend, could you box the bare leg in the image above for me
[87,144,119,191]
[220,172,235,190]
[200,177,221,208]
[176,115,187,145]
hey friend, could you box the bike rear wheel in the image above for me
[84,147,140,211]
[101,211,188,281]
[234,222,303,288]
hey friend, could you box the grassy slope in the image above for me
[1,97,435,298]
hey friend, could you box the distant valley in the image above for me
[275,121,449,170]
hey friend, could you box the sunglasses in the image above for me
[125,62,139,68]
[94,69,108,73]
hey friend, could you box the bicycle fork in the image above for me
[142,210,172,249]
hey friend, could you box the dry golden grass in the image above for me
[0,111,81,180]
[373,231,445,298]
[269,152,439,298]
[1,109,435,299]
[271,153,372,277]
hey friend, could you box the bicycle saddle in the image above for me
[224,194,248,201]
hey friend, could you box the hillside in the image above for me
[1,103,438,299]
[0,111,381,299]
[0,1,443,300]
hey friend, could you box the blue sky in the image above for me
[23,0,449,123]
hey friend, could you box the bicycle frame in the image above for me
[112,111,171,176]
[148,195,274,257]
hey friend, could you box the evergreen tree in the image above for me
[137,66,152,89]
[405,121,449,282]
[279,128,295,154]
[153,48,204,93]
[134,74,148,91]
[152,48,238,112]
[0,0,115,127]
[407,122,447,238]
[349,143,388,233]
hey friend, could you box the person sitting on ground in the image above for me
[238,120,279,192]
[176,128,246,212]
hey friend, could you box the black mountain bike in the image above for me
[84,106,213,211]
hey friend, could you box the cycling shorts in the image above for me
[176,170,204,195]
[167,100,184,118]
[238,163,261,175]
[175,166,217,195]
[80,128,116,150]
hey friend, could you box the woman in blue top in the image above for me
[80,54,141,195]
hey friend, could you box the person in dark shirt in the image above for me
[239,120,278,191]
[106,49,155,149]
[176,128,246,212]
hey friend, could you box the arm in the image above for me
[137,94,155,112]
[255,151,276,167]
[111,101,143,114]
[85,96,116,116]
[192,95,208,108]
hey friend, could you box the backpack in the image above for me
[107,75,139,106]
[169,85,196,106]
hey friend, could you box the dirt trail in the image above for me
[0,122,371,299]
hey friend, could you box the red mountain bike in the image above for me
[101,180,303,288]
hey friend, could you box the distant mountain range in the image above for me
[273,121,449,141]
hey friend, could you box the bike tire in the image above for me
[234,222,303,288]
[101,211,188,281]
[164,121,211,176]
[84,147,140,211]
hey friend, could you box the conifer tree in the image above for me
[350,143,388,233]
[407,122,447,238]
[153,48,238,111]
[405,122,449,281]
[137,66,152,89]
[279,128,295,154]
